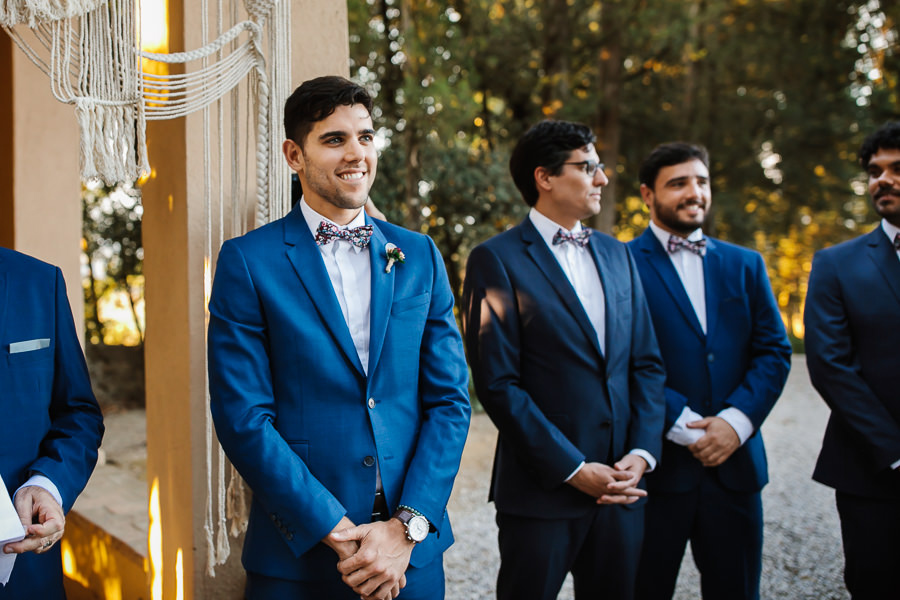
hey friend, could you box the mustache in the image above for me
[875,187,900,200]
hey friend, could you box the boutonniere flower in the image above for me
[384,243,406,273]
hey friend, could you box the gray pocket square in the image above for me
[9,338,50,354]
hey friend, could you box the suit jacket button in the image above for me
[707,353,715,362]
[368,398,376,409]
[363,455,376,467]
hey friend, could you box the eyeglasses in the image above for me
[563,160,605,176]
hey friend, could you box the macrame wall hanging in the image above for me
[2,0,296,575]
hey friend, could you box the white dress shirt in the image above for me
[300,199,372,374]
[648,221,754,447]
[882,219,900,263]
[529,208,656,473]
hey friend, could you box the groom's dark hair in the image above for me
[283,76,374,147]
[859,121,900,168]
[509,120,596,207]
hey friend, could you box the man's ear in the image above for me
[282,139,304,173]
[535,166,553,192]
[639,183,654,209]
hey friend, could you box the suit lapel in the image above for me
[366,219,394,377]
[702,238,722,342]
[520,219,604,360]
[866,228,900,305]
[283,209,366,377]
[636,230,705,340]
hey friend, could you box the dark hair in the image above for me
[859,121,900,168]
[283,76,374,146]
[639,142,710,189]
[509,120,597,206]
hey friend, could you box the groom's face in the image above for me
[284,103,377,224]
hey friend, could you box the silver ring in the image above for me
[42,540,52,549]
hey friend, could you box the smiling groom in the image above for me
[207,76,471,600]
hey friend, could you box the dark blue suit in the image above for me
[628,230,790,600]
[0,248,104,599]
[462,218,665,600]
[207,207,470,596]
[805,226,900,598]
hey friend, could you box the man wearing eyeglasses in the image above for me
[628,143,791,600]
[462,120,666,600]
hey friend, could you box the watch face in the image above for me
[408,515,429,542]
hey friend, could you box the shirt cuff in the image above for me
[628,449,657,472]
[717,407,754,446]
[892,458,900,470]
[665,406,705,446]
[15,475,63,508]
[564,461,585,482]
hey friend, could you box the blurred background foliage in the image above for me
[348,0,899,348]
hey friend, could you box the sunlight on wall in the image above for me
[62,539,91,589]
[175,548,185,600]
[149,478,163,600]
[140,0,168,54]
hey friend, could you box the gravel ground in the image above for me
[444,357,848,599]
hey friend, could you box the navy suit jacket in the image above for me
[805,227,900,499]
[628,230,791,493]
[462,218,665,519]
[207,207,471,581]
[0,248,103,595]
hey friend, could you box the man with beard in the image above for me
[628,142,791,600]
[805,121,900,599]
[208,76,470,600]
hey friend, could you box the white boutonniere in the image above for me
[384,243,406,273]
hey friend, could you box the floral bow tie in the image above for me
[894,233,900,251]
[667,235,707,257]
[315,221,373,248]
[552,228,591,247]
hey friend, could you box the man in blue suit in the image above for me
[1,249,104,599]
[207,76,470,600]
[805,122,900,599]
[462,120,666,600]
[628,143,791,600]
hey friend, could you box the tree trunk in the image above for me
[592,16,622,235]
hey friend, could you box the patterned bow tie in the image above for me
[667,235,707,257]
[552,228,591,248]
[894,233,900,251]
[315,221,373,248]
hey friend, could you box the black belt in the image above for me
[372,490,389,522]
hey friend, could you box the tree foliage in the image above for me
[348,0,899,339]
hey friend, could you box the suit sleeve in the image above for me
[805,251,900,470]
[625,250,666,460]
[208,240,345,557]
[462,245,585,488]
[28,268,104,512]
[395,238,472,531]
[719,252,791,430]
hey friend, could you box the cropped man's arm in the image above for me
[27,267,104,512]
[208,241,346,557]
[462,245,585,489]
[805,252,900,470]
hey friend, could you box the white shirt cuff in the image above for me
[892,458,900,470]
[564,461,585,482]
[628,449,657,472]
[666,406,705,446]
[15,475,63,509]
[717,407,754,446]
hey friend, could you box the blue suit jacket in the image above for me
[207,207,471,581]
[805,227,900,499]
[0,248,103,597]
[461,219,665,519]
[628,230,791,493]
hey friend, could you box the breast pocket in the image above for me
[391,292,430,316]
[7,344,53,366]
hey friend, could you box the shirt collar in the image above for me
[529,207,584,249]
[299,198,367,252]
[648,219,704,250]
[882,218,900,246]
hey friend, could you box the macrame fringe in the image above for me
[75,99,149,185]
[0,0,105,27]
